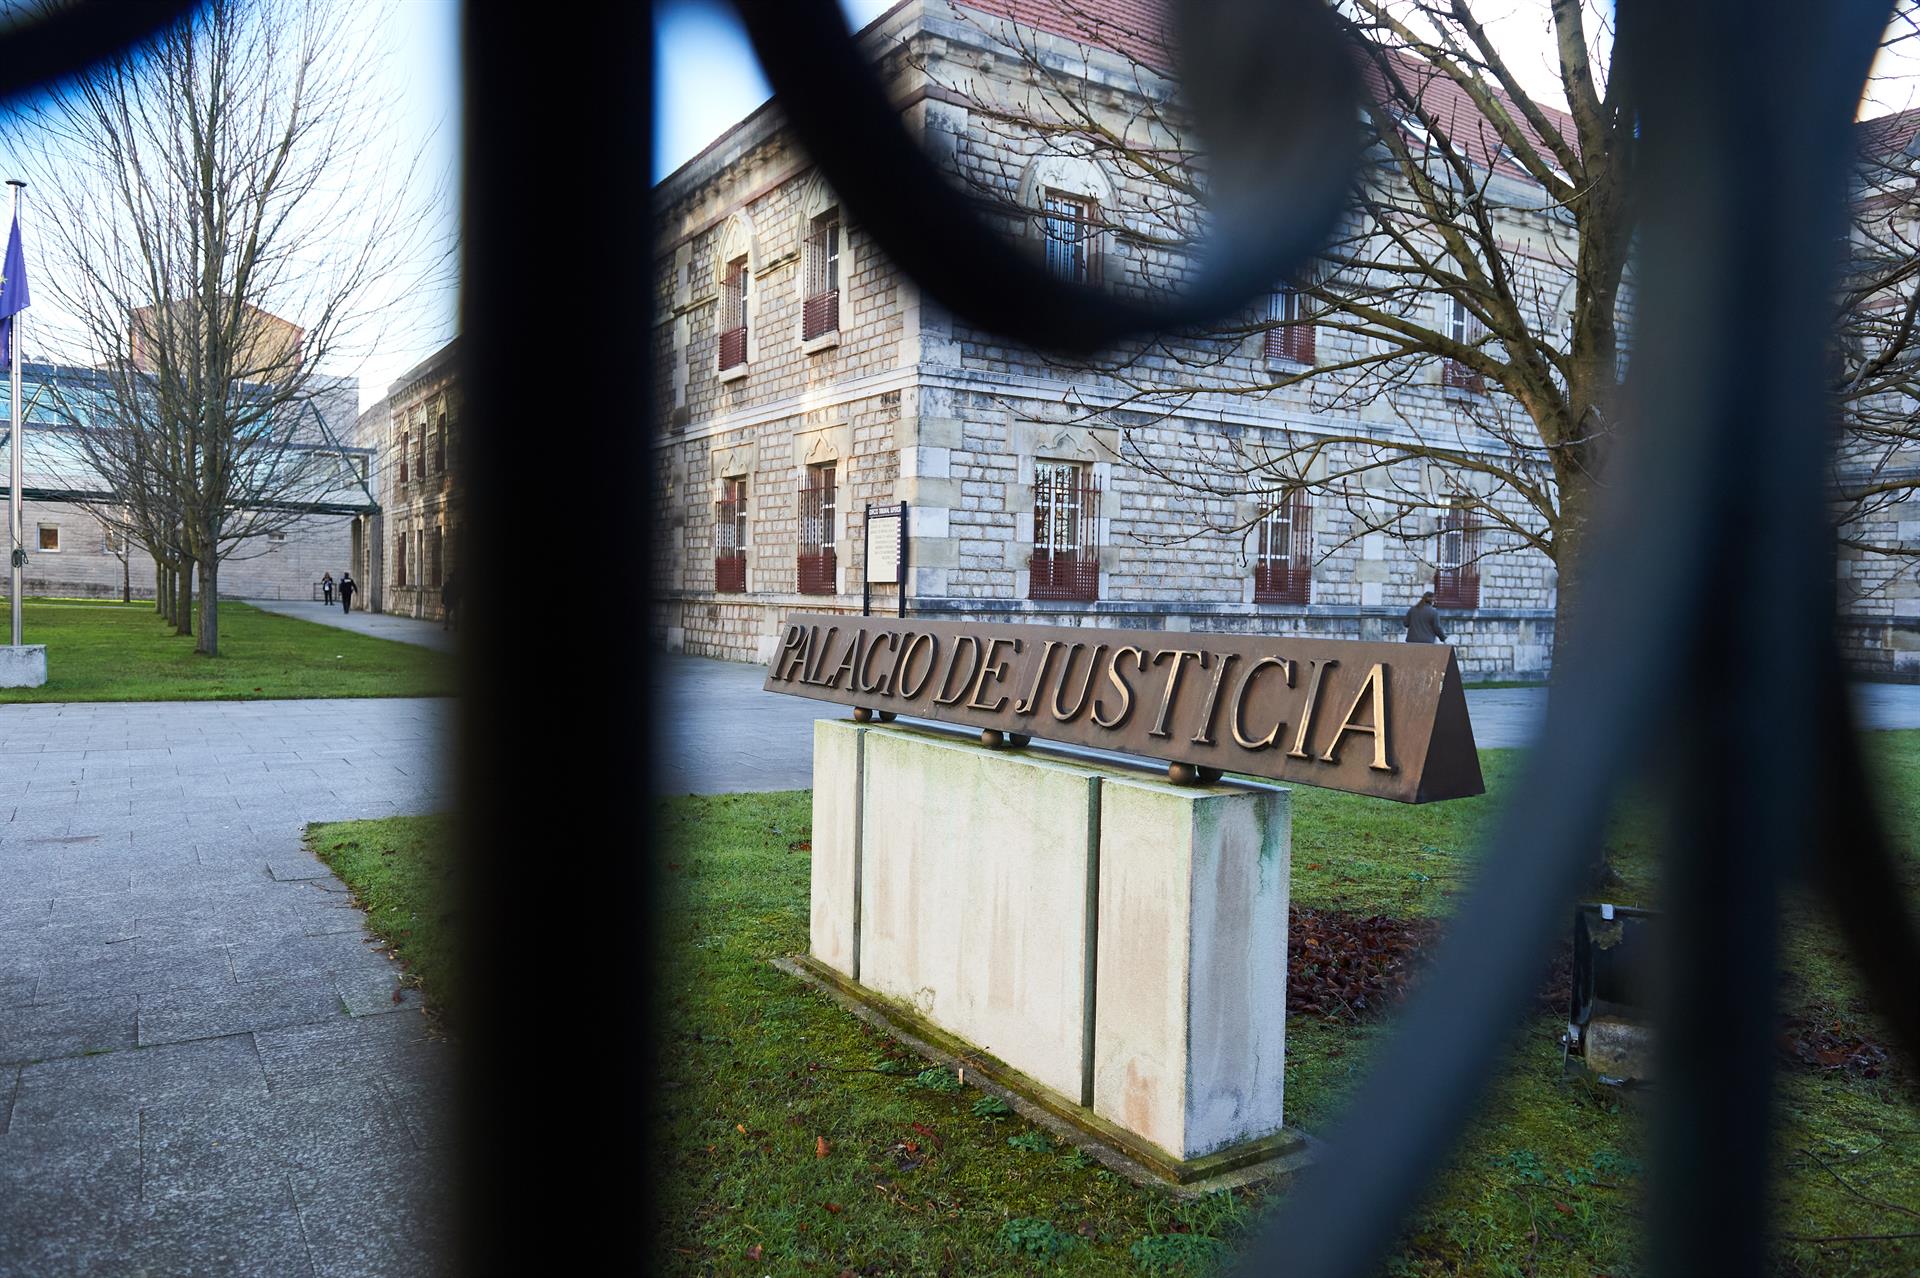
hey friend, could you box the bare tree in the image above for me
[918,0,1920,633]
[7,0,439,654]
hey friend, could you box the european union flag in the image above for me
[0,213,30,373]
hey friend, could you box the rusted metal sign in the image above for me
[764,613,1483,802]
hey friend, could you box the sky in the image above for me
[654,1,1920,184]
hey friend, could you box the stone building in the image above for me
[0,360,368,602]
[650,0,1918,678]
[352,338,462,622]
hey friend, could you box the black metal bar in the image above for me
[862,499,871,618]
[896,498,906,618]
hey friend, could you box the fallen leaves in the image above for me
[817,1135,830,1158]
[1287,907,1442,1021]
[1778,1013,1893,1078]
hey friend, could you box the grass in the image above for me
[312,736,1920,1276]
[0,597,455,702]
[308,814,458,1017]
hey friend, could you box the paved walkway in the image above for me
[0,697,454,1277]
[656,650,1920,796]
[244,597,458,654]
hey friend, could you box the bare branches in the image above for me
[2,0,437,652]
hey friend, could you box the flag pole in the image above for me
[6,179,21,649]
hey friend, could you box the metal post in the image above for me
[862,500,871,618]
[896,499,906,618]
[8,179,22,648]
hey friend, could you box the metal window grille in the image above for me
[1030,461,1099,601]
[430,529,444,590]
[395,530,408,589]
[433,418,446,473]
[1043,191,1097,284]
[715,476,747,593]
[797,464,837,594]
[718,256,749,369]
[1433,499,1482,609]
[399,431,409,484]
[1264,287,1315,364]
[1443,295,1486,393]
[1254,489,1312,603]
[803,214,840,339]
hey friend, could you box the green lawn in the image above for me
[316,736,1920,1276]
[308,814,459,1018]
[0,597,455,702]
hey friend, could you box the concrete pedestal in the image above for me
[805,718,1295,1178]
[0,644,46,688]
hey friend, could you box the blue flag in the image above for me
[0,214,30,373]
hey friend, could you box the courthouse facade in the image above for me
[650,0,1919,678]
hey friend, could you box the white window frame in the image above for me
[36,524,59,553]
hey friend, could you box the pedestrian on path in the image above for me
[339,572,357,615]
[441,570,461,631]
[1405,590,1447,643]
[321,572,334,606]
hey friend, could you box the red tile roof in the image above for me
[949,0,1577,181]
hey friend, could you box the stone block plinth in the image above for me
[0,644,46,687]
[804,718,1295,1178]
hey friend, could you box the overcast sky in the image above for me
[654,1,1920,184]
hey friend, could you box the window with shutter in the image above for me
[797,463,837,593]
[1433,499,1483,608]
[1030,460,1100,601]
[718,256,749,370]
[1043,191,1098,285]
[1253,490,1312,604]
[1264,287,1316,364]
[1443,296,1486,393]
[715,476,748,592]
[803,212,841,340]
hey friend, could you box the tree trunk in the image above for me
[122,554,130,604]
[195,554,218,656]
[153,556,165,615]
[176,558,193,638]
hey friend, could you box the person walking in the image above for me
[1405,590,1446,643]
[339,572,357,615]
[440,570,461,631]
[320,572,334,606]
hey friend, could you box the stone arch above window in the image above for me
[714,213,757,279]
[1015,151,1115,213]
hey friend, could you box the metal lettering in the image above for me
[1286,659,1338,760]
[762,614,1481,803]
[966,637,1021,712]
[1191,651,1242,746]
[1012,640,1063,716]
[1321,662,1394,772]
[1231,656,1293,751]
[1148,649,1206,739]
[824,629,864,690]
[1093,645,1144,729]
[858,630,901,695]
[932,634,982,706]
[1050,642,1106,722]
[801,625,839,685]
[895,632,938,699]
[775,623,808,682]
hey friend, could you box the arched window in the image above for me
[714,216,756,375]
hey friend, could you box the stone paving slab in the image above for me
[0,696,452,1277]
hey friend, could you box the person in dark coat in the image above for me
[320,572,334,606]
[339,572,357,615]
[441,571,460,631]
[1405,590,1447,643]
